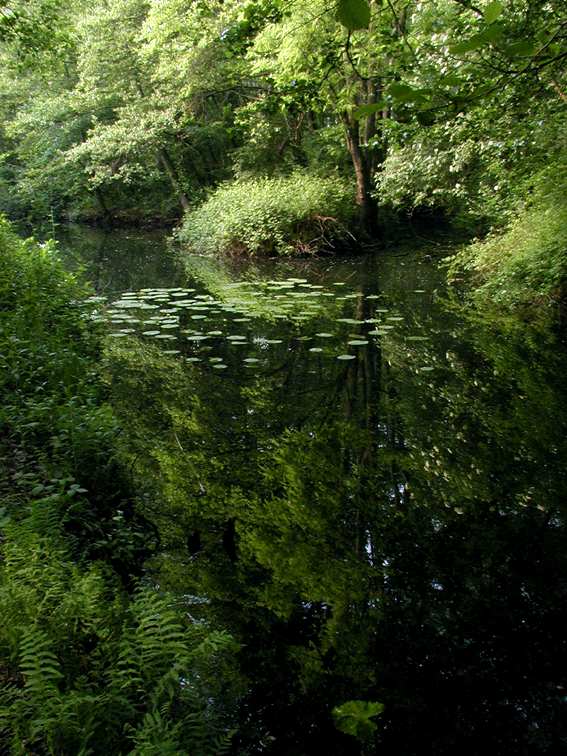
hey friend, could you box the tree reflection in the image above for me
[107,295,567,754]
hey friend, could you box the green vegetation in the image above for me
[1,0,567,752]
[0,219,239,754]
[178,173,353,256]
[448,160,567,314]
[0,0,564,305]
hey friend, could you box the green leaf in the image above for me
[450,25,502,54]
[484,0,504,25]
[388,83,427,104]
[333,700,384,739]
[480,25,504,43]
[440,73,463,87]
[336,0,371,31]
[353,101,387,119]
[506,39,537,56]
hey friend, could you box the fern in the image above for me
[126,710,184,755]
[19,627,63,695]
[0,224,241,753]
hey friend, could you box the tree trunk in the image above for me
[343,114,378,236]
[95,187,112,224]
[134,81,191,213]
[157,148,190,212]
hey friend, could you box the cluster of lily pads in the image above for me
[86,277,431,370]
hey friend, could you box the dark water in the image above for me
[58,225,567,755]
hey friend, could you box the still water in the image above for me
[58,225,567,755]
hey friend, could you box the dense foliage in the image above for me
[0,219,240,754]
[0,0,567,749]
[449,159,567,312]
[0,0,564,298]
[178,173,354,255]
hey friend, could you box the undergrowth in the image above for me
[447,160,567,317]
[177,172,354,256]
[0,217,240,754]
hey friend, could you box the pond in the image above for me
[57,224,567,755]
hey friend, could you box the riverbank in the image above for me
[446,160,567,325]
[0,218,238,753]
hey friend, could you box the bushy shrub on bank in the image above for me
[0,218,238,754]
[177,173,354,256]
[377,107,566,237]
[448,161,567,313]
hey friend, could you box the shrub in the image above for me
[447,160,567,313]
[177,172,354,256]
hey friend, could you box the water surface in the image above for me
[59,225,567,755]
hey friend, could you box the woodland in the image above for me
[0,0,567,754]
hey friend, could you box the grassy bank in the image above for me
[447,163,567,322]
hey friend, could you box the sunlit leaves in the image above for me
[333,700,384,739]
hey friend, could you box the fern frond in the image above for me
[19,627,63,695]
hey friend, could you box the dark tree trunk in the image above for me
[343,114,378,236]
[157,147,191,212]
[94,187,112,223]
